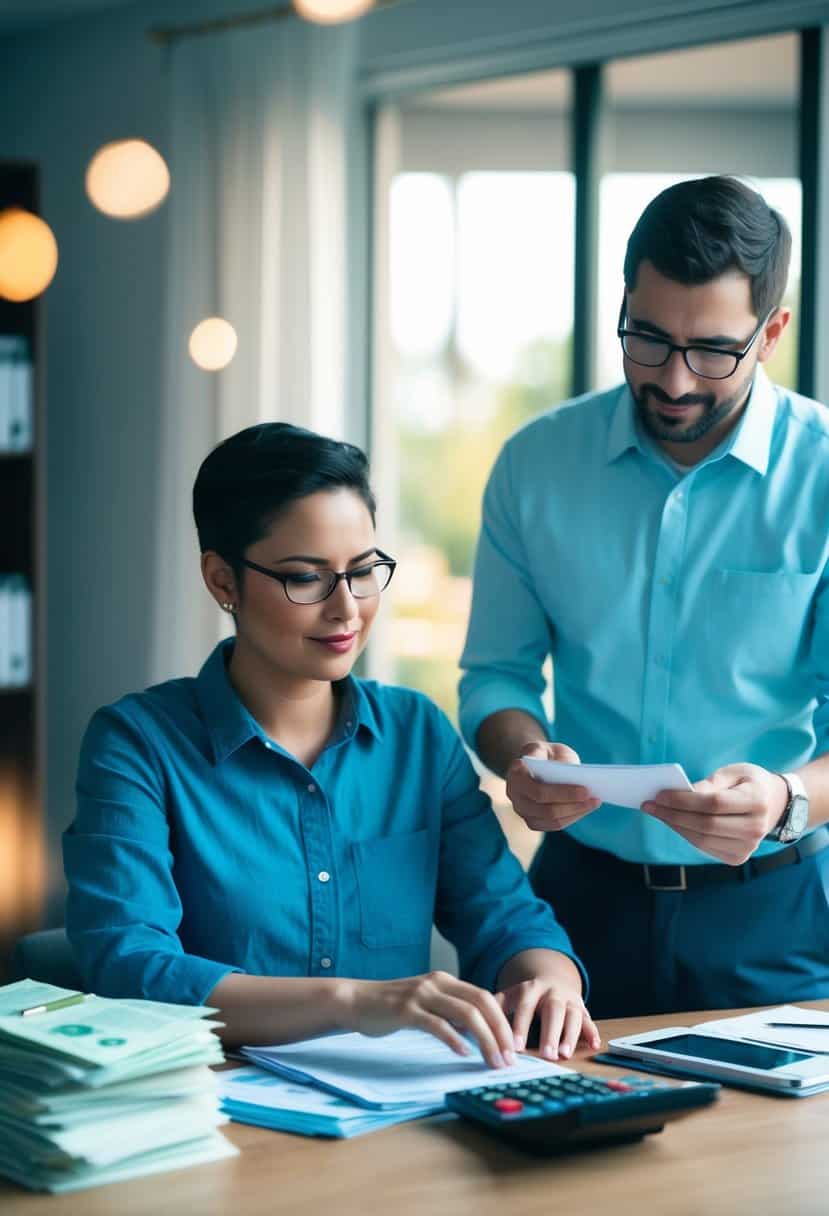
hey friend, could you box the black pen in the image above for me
[766,1021,829,1030]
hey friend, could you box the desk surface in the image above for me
[3,1003,828,1216]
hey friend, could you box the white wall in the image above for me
[0,0,821,920]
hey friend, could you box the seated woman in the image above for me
[64,423,599,1065]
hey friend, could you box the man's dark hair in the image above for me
[623,175,791,318]
[193,422,376,577]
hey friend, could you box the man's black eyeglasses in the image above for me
[241,552,397,605]
[617,296,773,381]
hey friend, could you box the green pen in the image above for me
[19,993,92,1017]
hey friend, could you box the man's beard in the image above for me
[628,370,754,444]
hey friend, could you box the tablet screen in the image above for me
[649,1033,813,1071]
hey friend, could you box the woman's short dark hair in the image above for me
[623,175,791,318]
[193,423,376,576]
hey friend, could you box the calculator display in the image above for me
[651,1034,813,1071]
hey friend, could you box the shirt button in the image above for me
[320,957,332,969]
[307,783,316,794]
[318,871,330,883]
[648,733,657,744]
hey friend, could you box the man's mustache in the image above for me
[642,384,714,408]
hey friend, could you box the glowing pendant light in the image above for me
[85,139,170,220]
[293,0,375,24]
[0,208,58,302]
[188,318,238,371]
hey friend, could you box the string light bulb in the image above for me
[293,0,375,24]
[85,139,170,220]
[188,317,238,371]
[0,208,58,302]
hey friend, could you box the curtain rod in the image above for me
[148,0,410,46]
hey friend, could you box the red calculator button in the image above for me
[605,1080,633,1092]
[494,1098,524,1113]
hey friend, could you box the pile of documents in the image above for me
[0,979,238,1193]
[219,1027,569,1138]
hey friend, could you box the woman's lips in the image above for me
[310,633,357,653]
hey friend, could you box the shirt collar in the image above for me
[604,368,776,476]
[195,639,383,764]
[724,365,775,475]
[605,384,644,464]
[196,640,261,764]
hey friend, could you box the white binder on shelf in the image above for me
[7,575,32,687]
[0,335,33,453]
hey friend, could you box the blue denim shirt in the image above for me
[460,370,829,865]
[64,640,582,1005]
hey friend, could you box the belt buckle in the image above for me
[643,864,687,891]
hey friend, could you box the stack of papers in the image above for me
[219,1067,437,1138]
[0,979,238,1193]
[227,1027,571,1137]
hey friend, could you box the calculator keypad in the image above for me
[462,1074,671,1118]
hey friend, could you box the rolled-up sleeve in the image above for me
[433,717,587,995]
[458,438,552,754]
[64,707,241,1004]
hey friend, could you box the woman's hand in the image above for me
[496,949,601,1060]
[334,971,518,1069]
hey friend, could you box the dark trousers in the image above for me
[529,832,829,1019]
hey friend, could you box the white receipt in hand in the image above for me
[521,758,693,811]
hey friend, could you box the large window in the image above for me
[374,71,573,732]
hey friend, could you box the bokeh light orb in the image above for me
[293,0,375,24]
[85,139,170,220]
[0,208,59,302]
[188,317,238,371]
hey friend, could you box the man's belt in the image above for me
[580,825,829,892]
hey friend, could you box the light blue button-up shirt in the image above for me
[64,640,581,1005]
[459,369,829,865]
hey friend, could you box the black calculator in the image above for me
[446,1070,720,1154]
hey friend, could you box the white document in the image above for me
[696,1005,829,1055]
[243,1027,571,1109]
[522,758,693,810]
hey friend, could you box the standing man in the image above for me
[459,175,829,1018]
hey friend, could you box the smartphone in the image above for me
[607,1027,829,1096]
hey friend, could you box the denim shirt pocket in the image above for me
[701,568,818,674]
[352,828,435,949]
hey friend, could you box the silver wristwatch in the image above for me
[767,771,810,843]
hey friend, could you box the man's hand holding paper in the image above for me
[640,762,791,864]
[516,744,791,865]
[507,742,602,832]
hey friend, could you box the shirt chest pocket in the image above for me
[701,568,818,672]
[351,828,435,949]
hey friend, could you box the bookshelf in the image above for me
[0,162,45,978]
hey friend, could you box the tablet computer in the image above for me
[607,1027,829,1096]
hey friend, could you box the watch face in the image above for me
[781,794,810,841]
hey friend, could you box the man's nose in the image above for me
[657,349,699,399]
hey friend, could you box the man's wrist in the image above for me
[767,771,791,833]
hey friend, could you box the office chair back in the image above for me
[10,928,84,991]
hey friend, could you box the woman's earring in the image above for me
[221,601,236,613]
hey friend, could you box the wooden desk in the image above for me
[3,1004,828,1216]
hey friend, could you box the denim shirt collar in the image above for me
[196,639,383,765]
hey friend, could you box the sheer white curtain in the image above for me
[151,19,357,683]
